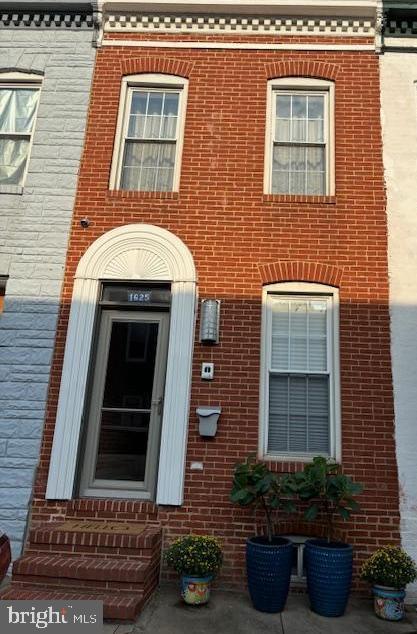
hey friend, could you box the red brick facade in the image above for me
[28,33,399,589]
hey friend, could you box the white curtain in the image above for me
[0,88,39,185]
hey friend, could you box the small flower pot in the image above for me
[373,585,406,621]
[181,575,213,605]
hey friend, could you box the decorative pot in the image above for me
[246,536,293,613]
[373,585,406,621]
[305,538,353,617]
[180,575,213,605]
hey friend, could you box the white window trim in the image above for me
[264,77,335,196]
[0,71,42,193]
[259,282,341,462]
[109,73,188,192]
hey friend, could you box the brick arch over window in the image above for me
[265,61,339,81]
[120,57,194,78]
[259,260,343,286]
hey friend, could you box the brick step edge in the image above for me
[13,555,152,583]
[0,585,145,621]
[29,524,161,550]
[24,544,160,559]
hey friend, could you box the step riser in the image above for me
[0,586,144,621]
[12,562,160,591]
[25,544,160,559]
[29,529,159,551]
[12,577,149,593]
[14,555,160,582]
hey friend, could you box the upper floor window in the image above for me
[110,74,188,192]
[265,78,334,196]
[0,72,41,189]
[260,282,341,461]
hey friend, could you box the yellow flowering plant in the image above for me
[165,535,223,577]
[361,546,417,589]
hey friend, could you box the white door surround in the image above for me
[46,224,197,505]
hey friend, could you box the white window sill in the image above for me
[262,452,332,463]
[0,184,24,195]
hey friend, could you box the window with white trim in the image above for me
[110,74,188,192]
[260,283,340,460]
[265,78,334,196]
[0,72,42,188]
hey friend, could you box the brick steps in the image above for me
[12,554,154,592]
[0,586,144,621]
[29,524,160,550]
[1,519,162,622]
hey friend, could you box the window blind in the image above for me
[268,298,330,454]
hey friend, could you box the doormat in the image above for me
[57,520,146,534]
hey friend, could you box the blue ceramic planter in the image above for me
[305,539,353,617]
[246,536,293,613]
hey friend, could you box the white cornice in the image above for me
[101,1,377,19]
[104,13,375,36]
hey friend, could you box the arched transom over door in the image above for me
[46,224,197,506]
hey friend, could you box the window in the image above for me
[260,283,340,460]
[265,78,334,196]
[110,74,188,192]
[0,275,8,315]
[0,72,41,189]
[282,535,308,584]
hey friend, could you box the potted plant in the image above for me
[295,456,363,617]
[165,534,222,605]
[230,455,297,613]
[361,546,417,621]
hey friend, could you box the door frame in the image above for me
[79,310,170,500]
[46,224,197,505]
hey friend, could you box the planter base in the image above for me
[305,539,353,617]
[181,575,212,605]
[373,585,406,621]
[246,536,293,613]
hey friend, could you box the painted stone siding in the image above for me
[29,37,400,589]
[380,51,417,598]
[0,26,95,560]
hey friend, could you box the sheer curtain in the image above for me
[0,88,39,185]
[272,93,325,195]
[121,89,178,191]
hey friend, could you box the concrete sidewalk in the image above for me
[104,585,417,634]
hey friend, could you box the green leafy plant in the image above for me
[361,546,417,589]
[294,456,363,542]
[165,535,223,577]
[230,455,297,543]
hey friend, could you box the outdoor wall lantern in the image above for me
[196,406,221,437]
[199,299,220,343]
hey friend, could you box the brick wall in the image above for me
[29,39,399,588]
[0,27,95,559]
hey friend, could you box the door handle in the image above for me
[152,397,163,415]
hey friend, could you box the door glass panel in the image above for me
[96,411,150,481]
[96,320,159,482]
[102,321,158,409]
